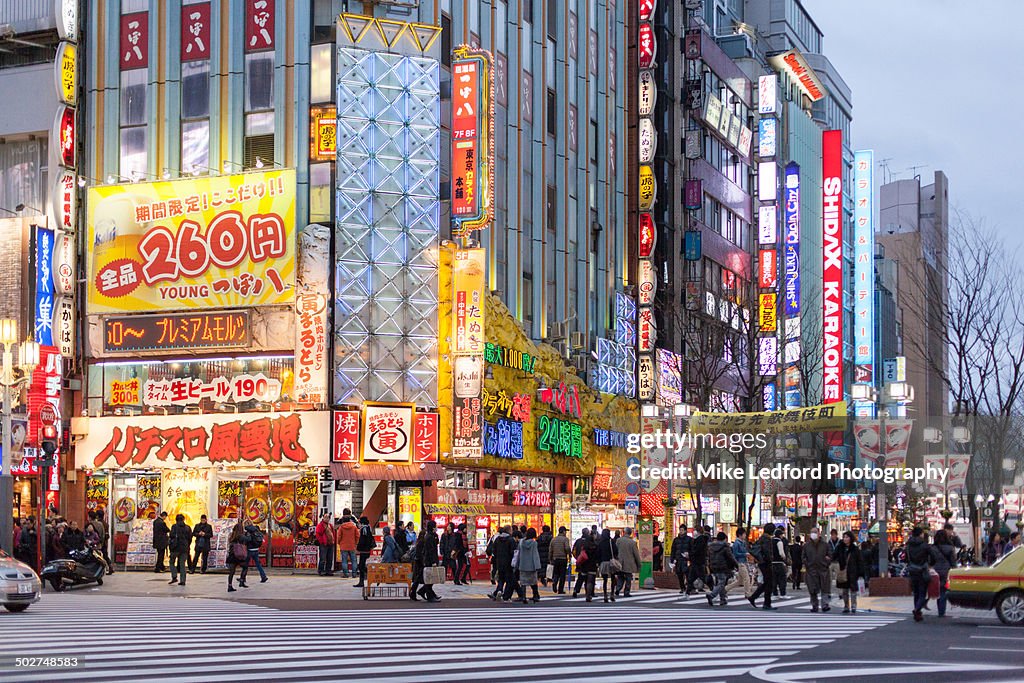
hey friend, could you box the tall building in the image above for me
[878,171,950,420]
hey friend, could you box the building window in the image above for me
[523,272,534,326]
[310,43,333,104]
[311,0,336,42]
[546,89,556,137]
[180,60,210,173]
[119,68,147,178]
[244,51,275,168]
[309,162,332,223]
[441,14,451,69]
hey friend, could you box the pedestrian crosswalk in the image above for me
[0,593,901,682]
[497,588,815,610]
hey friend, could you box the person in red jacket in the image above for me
[335,510,359,578]
[315,513,335,576]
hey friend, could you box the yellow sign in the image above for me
[689,401,849,435]
[452,248,486,355]
[423,503,487,515]
[310,106,337,161]
[759,292,777,332]
[639,165,656,210]
[110,378,140,405]
[398,486,422,530]
[87,170,296,313]
[56,41,77,106]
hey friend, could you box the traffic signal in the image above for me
[40,424,58,457]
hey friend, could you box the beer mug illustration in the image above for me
[92,192,146,267]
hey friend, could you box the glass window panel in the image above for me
[309,162,332,223]
[181,119,209,173]
[496,1,507,53]
[119,126,146,178]
[310,43,333,103]
[120,69,147,126]
[245,52,275,112]
[181,61,210,119]
[522,22,532,71]
[546,38,555,88]
[245,111,275,136]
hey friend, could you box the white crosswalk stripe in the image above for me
[536,590,814,609]
[0,594,901,682]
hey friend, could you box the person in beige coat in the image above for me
[614,528,643,597]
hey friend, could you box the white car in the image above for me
[0,548,42,612]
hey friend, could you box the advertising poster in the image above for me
[86,169,296,313]
[293,472,318,570]
[137,473,162,519]
[208,518,236,569]
[162,468,210,525]
[111,476,137,565]
[217,479,243,520]
[125,518,156,569]
[270,481,295,568]
[453,249,486,355]
[85,473,109,516]
[244,479,271,527]
[453,356,484,458]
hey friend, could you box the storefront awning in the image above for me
[330,462,444,481]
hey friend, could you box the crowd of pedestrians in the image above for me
[13,509,114,574]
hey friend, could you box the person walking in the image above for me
[615,528,642,597]
[452,523,470,585]
[571,528,591,598]
[802,528,832,612]
[93,509,114,574]
[725,528,754,598]
[487,526,516,601]
[381,526,401,563]
[517,528,543,603]
[413,520,442,602]
[577,527,600,602]
[152,512,170,572]
[771,527,790,597]
[748,523,778,610]
[670,525,692,594]
[652,534,665,572]
[932,528,957,617]
[688,526,711,594]
[827,528,841,591]
[597,528,619,602]
[707,532,739,606]
[835,531,863,613]
[167,514,192,586]
[548,526,572,594]
[189,514,213,574]
[790,535,804,590]
[244,521,269,583]
[336,511,358,578]
[439,523,454,580]
[537,525,553,587]
[353,516,376,588]
[16,517,38,571]
[906,526,934,622]
[315,512,335,576]
[226,521,250,592]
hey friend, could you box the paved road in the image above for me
[1,593,1021,682]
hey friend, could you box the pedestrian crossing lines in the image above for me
[531,589,813,609]
[1,593,901,682]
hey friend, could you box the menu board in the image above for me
[125,518,156,568]
[293,472,318,570]
[208,519,236,569]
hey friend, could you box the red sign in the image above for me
[181,3,211,62]
[758,249,777,289]
[639,0,657,22]
[28,347,62,448]
[508,490,552,507]
[39,404,57,427]
[538,382,582,419]
[638,23,656,70]
[638,307,656,352]
[822,129,844,403]
[245,0,275,52]
[413,412,439,464]
[120,12,149,70]
[639,213,656,258]
[57,106,76,168]
[450,48,493,232]
[333,410,359,463]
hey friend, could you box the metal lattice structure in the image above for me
[334,46,440,406]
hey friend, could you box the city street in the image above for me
[2,591,1022,682]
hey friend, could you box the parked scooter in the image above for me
[40,547,105,591]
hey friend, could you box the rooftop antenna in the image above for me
[906,164,927,180]
[878,157,893,184]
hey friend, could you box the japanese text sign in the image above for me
[452,248,485,355]
[413,412,439,463]
[55,42,77,106]
[181,3,211,61]
[333,410,359,463]
[361,403,415,463]
[451,46,494,234]
[120,12,148,70]
[79,412,329,470]
[87,170,296,313]
[34,227,55,346]
[245,0,275,52]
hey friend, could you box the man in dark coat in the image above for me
[537,525,553,586]
[687,526,711,594]
[61,520,86,554]
[167,514,192,586]
[707,532,739,606]
[152,512,170,572]
[189,514,213,574]
[748,523,778,610]
[488,526,516,602]
[414,520,442,602]
[670,525,693,594]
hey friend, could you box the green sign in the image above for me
[638,517,655,588]
[484,341,536,374]
[537,415,582,459]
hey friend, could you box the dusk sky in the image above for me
[803,0,1022,251]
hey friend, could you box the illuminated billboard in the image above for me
[451,46,495,235]
[854,150,875,382]
[822,130,844,403]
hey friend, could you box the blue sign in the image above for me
[625,481,640,497]
[483,418,524,460]
[684,230,701,261]
[783,162,800,317]
[762,382,777,411]
[626,456,640,469]
[758,117,777,158]
[593,428,629,449]
[624,499,640,515]
[34,227,55,346]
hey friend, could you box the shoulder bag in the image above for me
[609,539,622,573]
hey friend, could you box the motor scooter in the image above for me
[40,547,105,591]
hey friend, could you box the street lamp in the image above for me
[0,321,40,555]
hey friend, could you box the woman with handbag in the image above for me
[577,529,600,602]
[380,526,401,563]
[517,528,543,604]
[597,528,620,603]
[413,520,442,603]
[226,521,250,592]
[835,530,864,613]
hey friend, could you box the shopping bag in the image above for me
[546,564,555,580]
[423,565,446,585]
[927,572,940,599]
[857,577,867,597]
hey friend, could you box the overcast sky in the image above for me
[803,0,1022,250]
